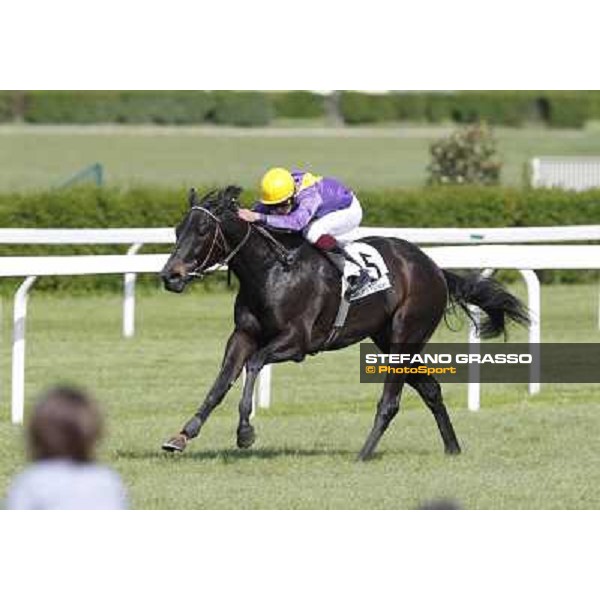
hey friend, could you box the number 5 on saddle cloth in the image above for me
[330,241,392,332]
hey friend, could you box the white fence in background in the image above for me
[346,224,600,245]
[2,244,600,424]
[531,157,600,191]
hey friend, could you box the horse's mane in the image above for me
[200,186,306,251]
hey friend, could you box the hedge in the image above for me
[271,91,326,119]
[24,91,239,126]
[14,90,324,124]
[113,91,216,124]
[0,91,17,122]
[0,185,598,293]
[211,92,273,127]
[22,91,270,127]
[18,91,316,126]
[338,92,398,124]
[1,91,600,128]
[338,91,600,128]
[25,91,120,124]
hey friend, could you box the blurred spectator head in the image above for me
[28,386,103,463]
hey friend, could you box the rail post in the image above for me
[519,269,541,394]
[530,158,541,188]
[12,276,37,424]
[0,296,2,407]
[123,243,143,338]
[257,365,272,409]
[467,307,481,411]
[245,366,271,419]
[466,268,495,411]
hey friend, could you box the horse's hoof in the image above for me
[445,445,462,456]
[357,451,373,462]
[237,425,256,449]
[162,434,187,453]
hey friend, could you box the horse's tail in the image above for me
[442,270,530,339]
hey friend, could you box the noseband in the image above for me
[185,206,252,279]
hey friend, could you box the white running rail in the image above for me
[0,228,172,339]
[2,224,598,245]
[1,225,600,338]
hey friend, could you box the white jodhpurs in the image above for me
[304,195,363,243]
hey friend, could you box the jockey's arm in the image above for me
[258,191,321,231]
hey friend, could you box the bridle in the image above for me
[179,204,294,280]
[185,205,252,279]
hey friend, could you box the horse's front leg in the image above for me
[236,329,304,449]
[236,366,261,449]
[162,329,257,452]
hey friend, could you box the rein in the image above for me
[253,224,294,266]
[185,205,294,279]
[186,206,252,278]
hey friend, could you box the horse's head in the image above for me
[161,185,243,293]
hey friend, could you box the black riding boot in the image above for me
[324,243,373,300]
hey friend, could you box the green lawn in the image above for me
[0,282,599,509]
[2,123,600,191]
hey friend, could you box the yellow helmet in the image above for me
[260,168,295,205]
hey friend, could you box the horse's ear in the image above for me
[188,188,199,207]
[223,185,243,203]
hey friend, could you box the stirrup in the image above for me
[344,269,372,300]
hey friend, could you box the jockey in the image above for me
[237,167,373,298]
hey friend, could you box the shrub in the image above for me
[211,92,273,126]
[427,123,502,185]
[272,91,326,119]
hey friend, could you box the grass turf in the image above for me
[3,124,600,191]
[0,282,599,509]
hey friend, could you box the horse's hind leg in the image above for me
[358,372,406,461]
[372,328,461,456]
[358,313,422,461]
[407,373,461,455]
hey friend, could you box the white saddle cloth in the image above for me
[329,242,392,330]
[342,241,391,302]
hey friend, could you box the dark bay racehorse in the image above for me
[160,186,529,460]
